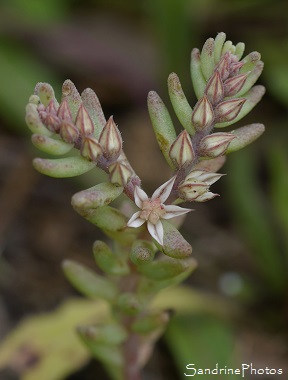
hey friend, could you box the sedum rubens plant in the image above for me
[25,33,265,380]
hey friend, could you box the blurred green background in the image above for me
[0,0,288,379]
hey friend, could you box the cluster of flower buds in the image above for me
[147,32,265,210]
[25,80,134,188]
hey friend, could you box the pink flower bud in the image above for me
[57,99,72,121]
[169,130,195,168]
[45,99,58,115]
[41,113,61,133]
[80,136,102,162]
[229,61,244,76]
[99,116,122,161]
[60,121,79,143]
[75,104,94,136]
[199,132,236,157]
[109,161,132,186]
[215,98,246,123]
[224,73,248,97]
[205,71,224,105]
[191,95,214,130]
[215,52,231,80]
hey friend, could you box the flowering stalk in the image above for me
[25,33,265,380]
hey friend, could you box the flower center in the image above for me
[140,198,166,225]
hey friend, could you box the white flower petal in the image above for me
[127,211,146,227]
[162,205,192,219]
[151,176,176,202]
[134,186,148,208]
[199,172,224,185]
[147,221,164,245]
[195,192,219,202]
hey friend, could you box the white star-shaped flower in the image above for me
[127,176,191,245]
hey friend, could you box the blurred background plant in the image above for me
[0,0,287,379]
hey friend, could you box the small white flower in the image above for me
[127,176,191,245]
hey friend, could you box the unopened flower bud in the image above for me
[60,121,79,143]
[178,181,209,201]
[57,99,72,121]
[99,116,122,161]
[229,61,244,76]
[205,71,224,105]
[224,73,248,97]
[215,52,231,81]
[81,136,102,161]
[199,132,236,157]
[169,130,195,168]
[42,113,61,133]
[109,161,132,186]
[191,95,214,130]
[46,99,58,115]
[215,98,246,123]
[75,104,94,136]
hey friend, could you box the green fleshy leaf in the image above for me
[234,42,245,60]
[200,38,215,80]
[81,88,106,139]
[0,298,109,380]
[130,240,156,266]
[240,51,261,73]
[72,182,123,210]
[31,134,73,155]
[33,156,95,178]
[215,85,265,128]
[62,260,118,301]
[147,91,177,168]
[93,240,129,276]
[158,220,192,259]
[167,73,194,134]
[116,292,143,316]
[25,104,52,136]
[61,80,82,120]
[76,205,137,245]
[221,40,235,55]
[78,324,127,346]
[35,82,58,107]
[213,32,226,63]
[132,311,169,335]
[235,61,264,98]
[138,256,196,281]
[226,124,265,153]
[190,48,206,99]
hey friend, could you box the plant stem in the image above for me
[123,331,142,380]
